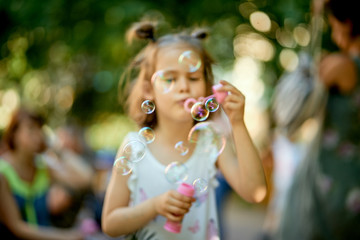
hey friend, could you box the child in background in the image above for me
[102,21,267,239]
[0,107,83,240]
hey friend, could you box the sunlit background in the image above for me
[0,0,334,153]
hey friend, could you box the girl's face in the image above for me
[152,45,207,123]
[329,14,352,51]
[14,118,46,154]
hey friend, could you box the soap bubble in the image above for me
[174,141,189,156]
[151,70,175,93]
[188,122,226,156]
[191,102,209,121]
[138,127,155,144]
[193,178,208,195]
[205,98,219,112]
[141,100,155,114]
[113,156,132,175]
[178,50,202,73]
[164,162,188,184]
[122,140,146,163]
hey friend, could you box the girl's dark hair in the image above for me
[325,0,360,37]
[120,21,215,128]
[1,107,45,151]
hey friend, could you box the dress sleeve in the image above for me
[120,132,142,204]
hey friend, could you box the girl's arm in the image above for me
[0,174,83,240]
[43,149,93,189]
[216,80,267,203]
[102,148,194,237]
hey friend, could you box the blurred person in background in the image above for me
[0,107,84,239]
[277,0,360,239]
[49,123,95,229]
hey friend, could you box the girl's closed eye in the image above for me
[188,74,202,81]
[189,77,200,81]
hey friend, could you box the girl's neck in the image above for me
[155,119,194,147]
[10,150,36,169]
[4,150,37,183]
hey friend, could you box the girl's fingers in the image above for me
[168,195,192,210]
[217,80,243,96]
[223,102,243,110]
[167,204,189,215]
[225,93,245,103]
[166,212,183,222]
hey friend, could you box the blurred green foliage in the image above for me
[2,0,333,149]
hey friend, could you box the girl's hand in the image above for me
[218,80,246,125]
[154,190,195,222]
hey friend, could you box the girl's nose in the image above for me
[177,76,190,92]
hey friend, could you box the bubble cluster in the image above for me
[138,127,155,144]
[178,50,202,73]
[141,100,155,114]
[164,162,188,184]
[118,49,229,196]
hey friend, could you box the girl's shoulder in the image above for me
[319,53,357,92]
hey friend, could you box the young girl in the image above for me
[102,22,267,240]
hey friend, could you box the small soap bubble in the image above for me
[191,102,209,121]
[164,162,188,184]
[122,140,146,163]
[205,98,219,112]
[138,127,155,144]
[151,70,175,93]
[113,156,132,175]
[174,141,189,156]
[178,50,202,73]
[193,178,208,194]
[141,100,155,114]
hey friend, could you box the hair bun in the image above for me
[191,28,209,40]
[126,21,156,44]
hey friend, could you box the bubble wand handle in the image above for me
[163,183,195,233]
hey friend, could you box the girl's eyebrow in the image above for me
[186,70,202,75]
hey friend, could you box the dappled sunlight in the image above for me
[279,49,299,71]
[234,32,275,62]
[250,11,271,33]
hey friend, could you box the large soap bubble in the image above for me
[188,122,226,156]
[164,162,188,184]
[122,140,146,163]
[113,156,132,176]
[151,70,176,93]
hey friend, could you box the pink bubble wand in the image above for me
[183,83,228,112]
